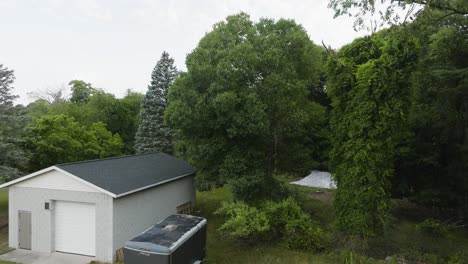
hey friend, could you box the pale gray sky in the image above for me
[0,0,367,105]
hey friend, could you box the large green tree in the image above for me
[0,64,28,181]
[166,13,326,201]
[69,80,96,104]
[26,115,123,170]
[134,52,178,154]
[327,29,419,236]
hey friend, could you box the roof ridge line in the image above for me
[56,152,162,166]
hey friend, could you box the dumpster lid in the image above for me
[124,214,206,254]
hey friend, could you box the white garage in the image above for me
[0,152,197,263]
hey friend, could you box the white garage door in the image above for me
[55,201,96,256]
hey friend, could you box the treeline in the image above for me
[0,76,143,180]
[0,51,179,180]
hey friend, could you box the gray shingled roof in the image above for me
[57,152,195,197]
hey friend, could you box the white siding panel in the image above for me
[112,176,196,254]
[15,170,99,193]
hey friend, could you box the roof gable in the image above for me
[15,169,100,193]
[0,166,114,196]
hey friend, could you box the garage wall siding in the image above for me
[8,186,114,262]
[112,175,196,255]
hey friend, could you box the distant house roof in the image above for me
[0,152,196,198]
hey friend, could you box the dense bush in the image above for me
[284,213,328,251]
[215,201,270,241]
[216,198,328,251]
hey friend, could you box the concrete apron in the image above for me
[0,249,94,264]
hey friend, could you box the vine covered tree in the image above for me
[134,52,178,154]
[327,29,419,236]
[166,13,326,201]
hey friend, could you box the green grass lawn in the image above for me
[195,182,468,264]
[0,189,10,255]
[0,189,14,264]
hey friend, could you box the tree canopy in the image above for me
[166,13,327,201]
[25,115,124,170]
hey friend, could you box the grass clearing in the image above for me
[195,182,468,264]
[195,186,383,264]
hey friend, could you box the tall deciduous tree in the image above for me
[69,80,96,104]
[327,30,419,236]
[166,13,326,201]
[0,64,28,181]
[134,52,178,154]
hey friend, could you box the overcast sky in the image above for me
[1,0,368,105]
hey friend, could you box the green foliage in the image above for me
[69,80,96,104]
[265,198,329,251]
[328,0,468,30]
[263,198,310,238]
[87,90,143,154]
[25,114,123,170]
[230,175,290,203]
[216,198,328,251]
[0,64,29,181]
[415,218,449,237]
[392,16,468,213]
[327,29,420,236]
[134,51,177,154]
[216,201,270,241]
[166,13,327,200]
[284,214,328,251]
[26,85,143,154]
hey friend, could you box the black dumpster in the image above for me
[124,214,207,264]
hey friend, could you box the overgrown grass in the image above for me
[195,186,382,264]
[195,182,468,264]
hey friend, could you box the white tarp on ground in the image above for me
[291,170,337,189]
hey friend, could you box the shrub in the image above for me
[284,213,328,251]
[263,198,310,238]
[215,201,270,241]
[216,198,329,251]
[415,218,449,237]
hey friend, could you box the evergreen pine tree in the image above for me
[0,64,28,181]
[134,52,178,154]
